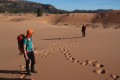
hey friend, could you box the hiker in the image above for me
[23,29,37,76]
[81,24,86,37]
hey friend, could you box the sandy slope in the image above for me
[93,10,120,24]
[0,13,120,80]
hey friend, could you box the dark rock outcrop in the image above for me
[0,0,67,13]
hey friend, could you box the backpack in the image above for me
[17,34,26,54]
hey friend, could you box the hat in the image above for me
[27,29,34,35]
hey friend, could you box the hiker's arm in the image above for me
[23,45,28,60]
[32,43,34,51]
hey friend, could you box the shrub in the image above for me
[36,8,43,17]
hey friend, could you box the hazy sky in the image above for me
[28,0,120,11]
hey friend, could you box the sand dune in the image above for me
[1,10,120,28]
[93,10,120,24]
[0,12,120,80]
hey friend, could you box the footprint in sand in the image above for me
[20,65,26,69]
[84,60,104,67]
[80,61,88,65]
[42,48,55,58]
[68,57,79,63]
[80,60,96,66]
[20,65,26,73]
[69,57,75,61]
[19,65,34,80]
[72,59,80,63]
[45,49,49,54]
[93,68,106,74]
[41,55,47,59]
[69,57,79,63]
[19,74,33,80]
[62,50,68,54]
[110,74,120,80]
[49,48,54,52]
[19,74,26,79]
[19,65,27,79]
[35,48,53,59]
[60,47,80,63]
[64,55,70,58]
[60,47,65,50]
[85,60,98,64]
[62,49,69,54]
[64,52,70,56]
[63,52,71,58]
[92,63,104,68]
[44,52,50,56]
[34,49,41,55]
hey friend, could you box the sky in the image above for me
[28,0,120,11]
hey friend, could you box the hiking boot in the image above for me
[26,72,31,76]
[31,70,37,73]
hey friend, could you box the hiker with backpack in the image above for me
[23,29,37,76]
[17,29,37,76]
[81,24,86,37]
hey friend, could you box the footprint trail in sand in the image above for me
[19,33,119,80]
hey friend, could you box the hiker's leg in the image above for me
[82,31,84,37]
[84,32,86,37]
[30,51,35,71]
[84,32,85,37]
[25,53,30,75]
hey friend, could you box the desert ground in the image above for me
[0,12,120,80]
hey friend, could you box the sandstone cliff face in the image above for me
[0,0,61,13]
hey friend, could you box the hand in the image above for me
[25,56,28,61]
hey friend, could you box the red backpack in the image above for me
[17,34,26,54]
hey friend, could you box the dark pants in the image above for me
[82,31,85,37]
[24,51,35,74]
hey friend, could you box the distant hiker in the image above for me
[23,29,37,76]
[81,24,86,37]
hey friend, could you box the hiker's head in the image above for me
[83,24,87,26]
[27,29,34,37]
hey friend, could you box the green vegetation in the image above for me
[37,8,43,17]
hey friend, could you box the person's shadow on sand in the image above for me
[0,70,30,80]
[0,78,31,80]
[0,70,25,74]
[42,36,82,40]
